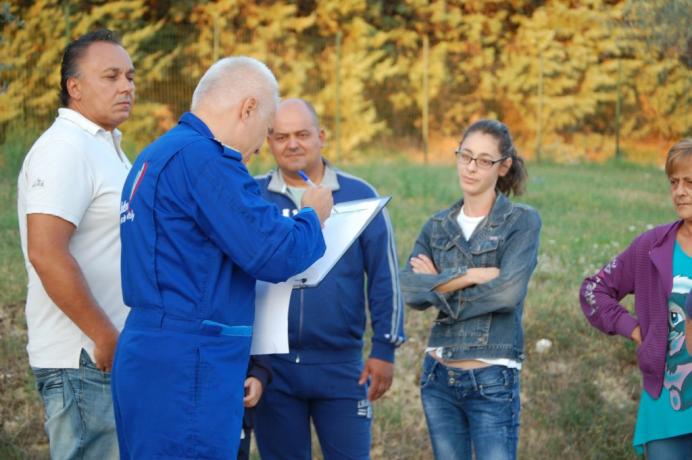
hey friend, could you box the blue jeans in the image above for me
[420,354,520,460]
[32,349,118,460]
[645,433,692,459]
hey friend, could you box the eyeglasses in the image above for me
[454,150,508,169]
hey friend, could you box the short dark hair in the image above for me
[60,29,122,107]
[460,119,528,196]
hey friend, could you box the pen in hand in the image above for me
[298,170,317,188]
[298,170,338,215]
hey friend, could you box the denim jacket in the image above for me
[400,193,541,361]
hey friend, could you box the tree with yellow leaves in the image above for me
[0,0,176,152]
[1,0,688,160]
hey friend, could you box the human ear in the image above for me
[498,157,513,177]
[66,77,81,102]
[240,97,258,121]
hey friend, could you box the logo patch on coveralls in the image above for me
[120,161,148,223]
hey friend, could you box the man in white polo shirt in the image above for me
[17,29,134,460]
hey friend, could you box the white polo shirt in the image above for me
[17,108,132,369]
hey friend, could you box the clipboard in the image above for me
[251,196,391,355]
[291,196,391,288]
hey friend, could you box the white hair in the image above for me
[190,56,279,117]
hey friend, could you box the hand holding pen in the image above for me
[298,170,333,226]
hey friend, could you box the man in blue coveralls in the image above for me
[254,99,406,459]
[113,58,333,459]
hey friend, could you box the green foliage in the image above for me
[1,0,689,161]
[500,3,622,137]
[0,124,39,179]
[624,0,692,64]
[0,0,178,146]
[181,1,394,158]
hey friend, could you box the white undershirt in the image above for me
[286,185,306,209]
[456,207,485,240]
[425,206,522,370]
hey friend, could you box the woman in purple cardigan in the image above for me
[580,139,692,458]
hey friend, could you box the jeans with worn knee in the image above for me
[32,349,118,460]
[645,433,692,460]
[420,354,520,460]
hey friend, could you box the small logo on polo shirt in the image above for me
[31,178,45,188]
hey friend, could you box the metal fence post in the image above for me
[335,30,342,162]
[422,34,429,164]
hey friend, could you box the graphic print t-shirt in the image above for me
[633,242,692,452]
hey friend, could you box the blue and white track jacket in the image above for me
[255,163,406,364]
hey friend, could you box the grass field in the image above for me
[0,139,677,458]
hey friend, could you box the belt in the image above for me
[126,308,252,337]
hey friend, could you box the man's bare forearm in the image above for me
[30,246,118,343]
[27,213,118,348]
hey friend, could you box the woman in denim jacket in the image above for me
[401,120,541,460]
[580,139,692,458]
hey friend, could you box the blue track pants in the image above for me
[254,358,372,460]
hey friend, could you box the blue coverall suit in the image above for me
[253,165,406,460]
[113,112,325,459]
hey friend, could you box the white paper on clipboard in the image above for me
[291,196,391,288]
[251,280,293,355]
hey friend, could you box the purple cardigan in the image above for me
[580,220,681,398]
